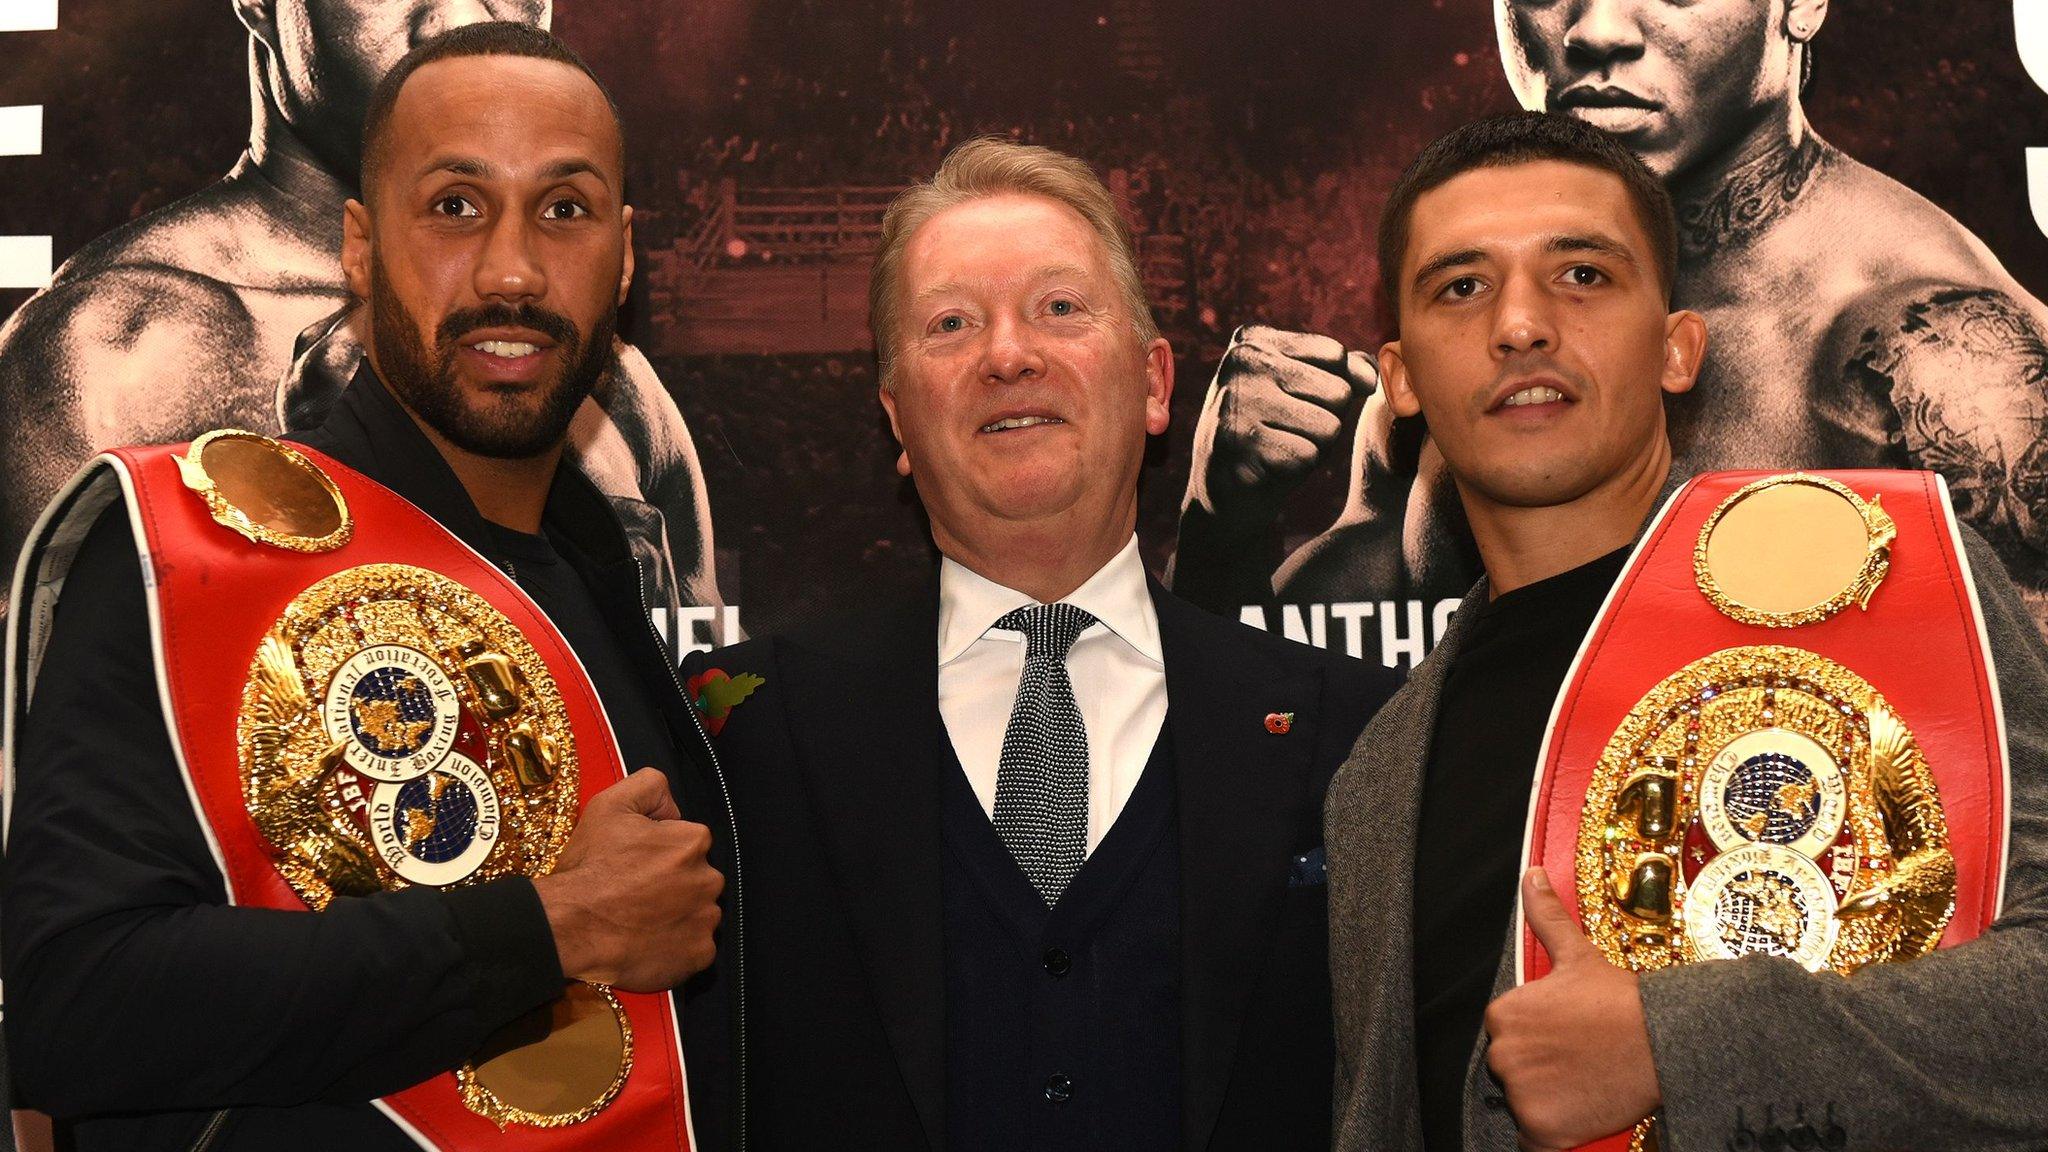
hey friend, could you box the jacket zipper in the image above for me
[187,1108,229,1152]
[633,559,746,1152]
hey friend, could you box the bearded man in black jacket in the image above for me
[2,24,736,1151]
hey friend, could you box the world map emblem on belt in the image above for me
[368,752,504,887]
[322,644,463,782]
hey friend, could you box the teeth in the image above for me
[979,415,1063,433]
[1503,386,1565,407]
[474,340,540,358]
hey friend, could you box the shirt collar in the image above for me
[936,535,1163,667]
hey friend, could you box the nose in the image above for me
[1563,0,1645,73]
[474,214,548,304]
[412,1,498,45]
[1491,272,1558,359]
[981,311,1046,385]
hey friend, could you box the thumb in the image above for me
[1522,867,1594,969]
[1343,348,1380,397]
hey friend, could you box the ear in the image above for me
[341,199,374,301]
[1142,336,1175,436]
[1660,310,1708,396]
[878,385,911,477]
[618,204,636,307]
[231,0,280,54]
[1377,340,1423,418]
[1785,0,1827,41]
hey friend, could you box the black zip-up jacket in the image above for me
[1,366,738,1151]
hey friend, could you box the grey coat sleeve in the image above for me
[1640,527,2048,1152]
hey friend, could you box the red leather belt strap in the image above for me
[103,440,693,1152]
[1518,469,2008,1151]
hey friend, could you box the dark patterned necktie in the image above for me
[991,602,1097,904]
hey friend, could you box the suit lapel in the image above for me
[1325,581,1484,1148]
[1153,584,1323,1150]
[777,594,949,1150]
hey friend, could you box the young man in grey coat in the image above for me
[1326,111,2048,1152]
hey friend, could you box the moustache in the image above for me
[1493,354,1585,390]
[435,302,581,349]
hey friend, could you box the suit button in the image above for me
[1043,1073,1073,1102]
[1042,947,1071,977]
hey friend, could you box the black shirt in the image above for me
[1412,546,1628,1152]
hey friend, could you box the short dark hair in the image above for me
[1376,112,1677,330]
[359,22,625,198]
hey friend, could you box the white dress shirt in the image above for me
[936,536,1168,853]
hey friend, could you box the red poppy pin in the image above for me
[688,668,765,736]
[1264,711,1295,735]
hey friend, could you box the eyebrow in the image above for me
[541,157,609,184]
[414,155,614,187]
[1409,233,1641,293]
[1546,232,1638,265]
[1410,247,1486,293]
[912,264,1095,305]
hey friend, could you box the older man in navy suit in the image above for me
[679,137,1396,1151]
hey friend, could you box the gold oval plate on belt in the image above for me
[1694,473,1896,628]
[174,429,353,552]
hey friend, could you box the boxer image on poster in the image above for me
[1173,0,2048,638]
[0,0,720,627]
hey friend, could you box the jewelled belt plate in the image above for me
[240,563,630,1126]
[1577,644,1956,976]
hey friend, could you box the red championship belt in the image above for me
[1517,470,2009,1152]
[9,431,692,1152]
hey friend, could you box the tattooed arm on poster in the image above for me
[1167,325,1381,610]
[1833,282,2048,626]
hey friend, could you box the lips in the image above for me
[457,327,558,356]
[1487,376,1577,413]
[1555,84,1659,112]
[977,410,1065,434]
[472,339,542,359]
[1501,385,1566,408]
[1555,84,1662,134]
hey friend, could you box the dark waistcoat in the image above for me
[941,726,1181,1152]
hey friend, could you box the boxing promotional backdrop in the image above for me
[4,0,2047,671]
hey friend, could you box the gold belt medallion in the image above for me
[238,562,630,1126]
[1577,645,1955,977]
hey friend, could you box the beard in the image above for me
[368,254,616,460]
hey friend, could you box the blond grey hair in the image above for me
[869,137,1159,389]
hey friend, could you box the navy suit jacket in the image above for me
[681,576,1397,1151]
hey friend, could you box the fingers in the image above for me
[1228,426,1327,488]
[1235,324,1347,372]
[1343,348,1381,394]
[1521,867,1592,968]
[1229,374,1345,443]
[607,766,682,821]
[1225,336,1354,412]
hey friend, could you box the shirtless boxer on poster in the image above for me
[0,0,721,620]
[1172,0,2048,634]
